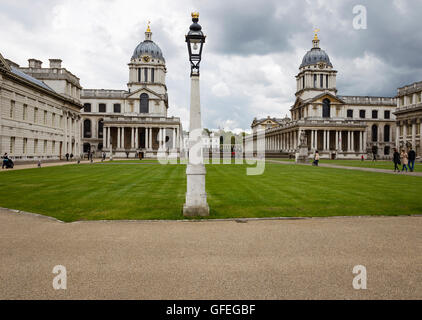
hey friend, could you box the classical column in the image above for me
[412,122,416,148]
[131,128,134,149]
[347,131,351,152]
[323,130,326,151]
[359,131,363,152]
[149,128,152,150]
[335,131,338,150]
[145,127,149,149]
[351,131,354,152]
[396,124,400,148]
[363,131,367,153]
[315,130,319,150]
[117,127,121,149]
[121,127,125,150]
[173,128,176,149]
[103,125,106,150]
[403,123,407,145]
[338,131,342,152]
[310,130,314,150]
[107,127,111,148]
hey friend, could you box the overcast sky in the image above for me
[1,0,421,132]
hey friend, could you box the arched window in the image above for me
[384,125,390,142]
[140,93,149,113]
[83,119,91,138]
[98,119,104,138]
[322,99,331,118]
[372,124,378,142]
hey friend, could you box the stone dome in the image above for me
[131,40,165,62]
[300,47,332,68]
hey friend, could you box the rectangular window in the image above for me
[144,68,148,82]
[34,139,38,154]
[400,96,404,106]
[320,74,323,88]
[23,138,27,154]
[151,68,155,83]
[34,108,38,123]
[313,75,317,88]
[44,140,47,153]
[23,104,27,120]
[52,113,55,127]
[384,110,390,119]
[10,137,15,153]
[409,95,413,104]
[83,103,91,112]
[138,68,141,82]
[52,141,56,153]
[113,103,121,113]
[10,100,15,118]
[372,110,378,119]
[359,110,366,118]
[99,103,106,113]
[347,109,353,118]
[60,115,63,127]
[302,76,305,89]
[44,110,47,124]
[326,75,329,88]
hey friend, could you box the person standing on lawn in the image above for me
[393,148,401,173]
[400,149,408,172]
[313,151,320,166]
[408,148,416,172]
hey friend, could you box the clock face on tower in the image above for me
[142,56,150,62]
[318,62,325,69]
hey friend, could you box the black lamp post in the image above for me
[185,12,206,76]
[183,12,209,217]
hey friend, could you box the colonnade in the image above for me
[103,126,180,151]
[265,129,367,153]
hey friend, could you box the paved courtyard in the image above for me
[0,208,420,299]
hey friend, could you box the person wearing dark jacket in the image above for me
[393,148,401,172]
[408,148,416,172]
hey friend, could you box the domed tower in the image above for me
[295,30,337,100]
[127,23,168,115]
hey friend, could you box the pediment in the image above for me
[126,87,162,100]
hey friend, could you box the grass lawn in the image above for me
[0,162,421,222]
[268,158,419,172]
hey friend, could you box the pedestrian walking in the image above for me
[393,148,400,172]
[400,149,408,172]
[2,153,9,169]
[408,148,416,172]
[65,153,69,161]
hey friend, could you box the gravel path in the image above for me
[0,208,420,299]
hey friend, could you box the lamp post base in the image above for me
[183,164,209,217]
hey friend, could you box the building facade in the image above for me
[394,81,422,158]
[80,26,182,158]
[246,33,397,159]
[0,53,82,160]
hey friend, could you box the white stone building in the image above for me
[246,33,397,159]
[0,53,83,160]
[80,25,182,158]
[394,81,422,158]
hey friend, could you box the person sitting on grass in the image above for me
[393,148,401,173]
[400,149,408,173]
